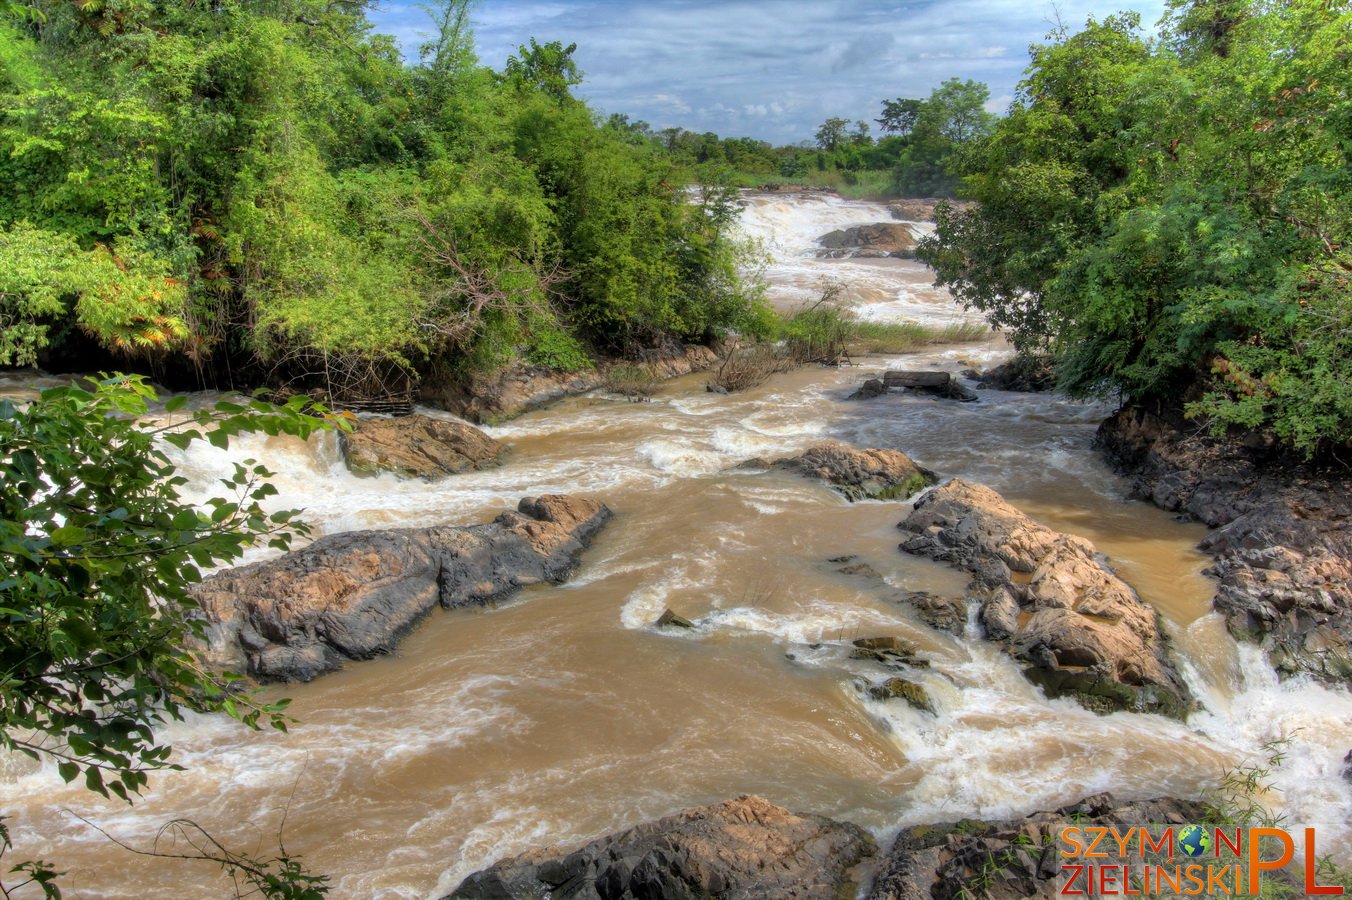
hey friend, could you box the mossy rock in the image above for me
[866,677,936,713]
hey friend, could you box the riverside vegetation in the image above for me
[0,0,769,404]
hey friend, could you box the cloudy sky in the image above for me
[368,0,1166,144]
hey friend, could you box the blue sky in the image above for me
[367,1,1166,144]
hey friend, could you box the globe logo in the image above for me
[1178,825,1213,858]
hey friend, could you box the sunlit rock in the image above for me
[898,478,1194,718]
[193,495,611,682]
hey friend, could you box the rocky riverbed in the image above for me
[2,191,1348,899]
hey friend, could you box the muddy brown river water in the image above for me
[1,193,1349,897]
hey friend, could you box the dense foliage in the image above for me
[0,1,765,395]
[0,376,339,894]
[920,0,1352,455]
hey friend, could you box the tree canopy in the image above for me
[0,0,767,398]
[0,375,341,895]
[918,0,1352,456]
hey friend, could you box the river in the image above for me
[2,192,1350,897]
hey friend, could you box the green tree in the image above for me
[876,97,923,135]
[0,376,342,894]
[504,38,581,102]
[895,78,996,196]
[814,116,849,152]
[919,2,1352,456]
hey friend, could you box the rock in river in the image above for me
[816,222,918,259]
[444,792,1204,900]
[445,795,876,900]
[768,440,936,502]
[868,793,1204,900]
[192,495,611,682]
[897,479,1193,718]
[341,413,505,479]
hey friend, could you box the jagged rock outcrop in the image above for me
[864,676,935,713]
[977,356,1056,393]
[192,496,611,682]
[444,795,876,900]
[420,345,719,423]
[341,414,505,479]
[1098,405,1352,684]
[868,793,1205,900]
[763,441,936,502]
[897,591,968,635]
[897,479,1193,717]
[817,223,918,259]
[849,378,887,401]
[443,792,1207,900]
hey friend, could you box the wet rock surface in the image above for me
[341,414,505,479]
[445,795,877,900]
[898,591,969,635]
[445,793,1204,900]
[765,441,936,502]
[867,793,1206,900]
[1098,405,1352,683]
[817,222,919,259]
[192,496,611,682]
[864,676,935,713]
[848,377,887,400]
[976,356,1056,393]
[897,479,1193,717]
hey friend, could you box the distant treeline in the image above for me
[621,77,995,198]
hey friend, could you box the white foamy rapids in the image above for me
[734,192,986,329]
[735,193,904,258]
[700,599,911,645]
[849,280,988,326]
[8,670,537,851]
[620,575,686,630]
[1189,645,1352,843]
[882,641,1210,821]
[637,439,726,477]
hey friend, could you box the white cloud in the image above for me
[370,0,1168,143]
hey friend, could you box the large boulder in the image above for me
[867,793,1204,900]
[976,356,1056,393]
[342,414,505,479]
[1098,404,1352,683]
[192,496,611,682]
[817,223,918,259]
[898,479,1193,718]
[769,441,936,502]
[445,795,876,900]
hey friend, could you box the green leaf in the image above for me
[84,766,106,797]
[58,761,78,783]
[49,525,87,548]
